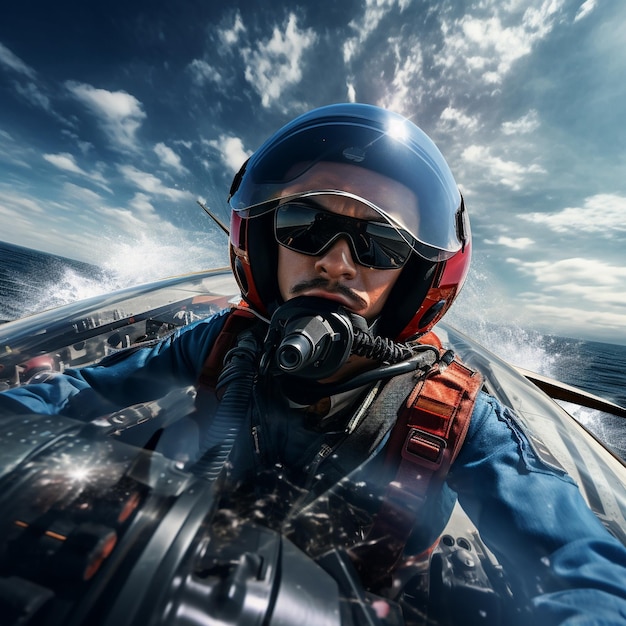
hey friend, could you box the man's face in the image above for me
[276,163,415,323]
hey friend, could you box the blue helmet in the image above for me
[228,103,471,340]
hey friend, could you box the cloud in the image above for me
[0,43,55,114]
[440,106,479,132]
[118,165,193,201]
[509,256,626,337]
[462,144,546,189]
[437,1,566,85]
[521,301,626,336]
[188,12,246,86]
[501,109,540,135]
[63,182,103,205]
[219,11,246,46]
[485,235,535,249]
[240,13,317,108]
[128,192,158,219]
[343,0,412,64]
[511,256,626,287]
[97,205,149,233]
[377,39,425,114]
[154,142,188,175]
[0,129,33,169]
[347,82,356,102]
[13,80,52,112]
[43,152,89,176]
[575,0,597,22]
[43,152,112,191]
[204,135,251,173]
[520,194,626,234]
[188,59,223,86]
[66,82,146,151]
[0,42,36,78]
[0,187,46,216]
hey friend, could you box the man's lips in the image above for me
[290,278,367,310]
[297,288,355,308]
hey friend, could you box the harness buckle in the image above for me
[401,427,447,468]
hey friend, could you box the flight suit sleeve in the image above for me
[0,309,230,420]
[450,392,626,625]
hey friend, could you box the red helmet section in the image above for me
[397,240,471,341]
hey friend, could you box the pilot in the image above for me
[2,104,626,624]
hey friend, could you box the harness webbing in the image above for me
[352,356,483,585]
[196,306,257,396]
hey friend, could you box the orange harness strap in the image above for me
[353,354,483,585]
[196,306,257,394]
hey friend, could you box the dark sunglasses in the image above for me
[274,202,414,270]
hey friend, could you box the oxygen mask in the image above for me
[260,297,356,380]
[260,297,436,389]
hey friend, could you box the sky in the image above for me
[1,0,625,345]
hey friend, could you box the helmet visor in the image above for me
[230,118,464,262]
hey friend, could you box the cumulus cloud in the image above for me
[378,40,424,114]
[118,164,192,201]
[520,193,626,234]
[43,152,112,192]
[343,0,413,63]
[462,144,546,189]
[485,235,535,249]
[502,110,540,135]
[241,13,317,108]
[205,135,251,173]
[440,106,479,132]
[128,192,160,220]
[575,0,597,22]
[66,82,146,151]
[188,59,223,86]
[511,256,626,286]
[219,11,246,46]
[522,301,626,335]
[97,205,148,233]
[43,153,89,176]
[188,12,246,86]
[509,256,626,336]
[437,1,566,85]
[154,142,188,175]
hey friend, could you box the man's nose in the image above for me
[314,237,358,278]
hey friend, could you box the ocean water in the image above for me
[0,240,111,322]
[1,239,625,457]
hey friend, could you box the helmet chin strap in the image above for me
[260,296,442,401]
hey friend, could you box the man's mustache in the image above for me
[290,277,367,309]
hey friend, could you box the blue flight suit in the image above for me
[1,307,626,625]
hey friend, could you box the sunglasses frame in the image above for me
[274,202,414,270]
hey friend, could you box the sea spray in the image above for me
[446,261,558,377]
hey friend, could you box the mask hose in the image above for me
[263,296,432,379]
[349,317,418,364]
[191,328,261,481]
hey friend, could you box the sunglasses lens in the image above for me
[275,204,412,269]
[361,221,412,268]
